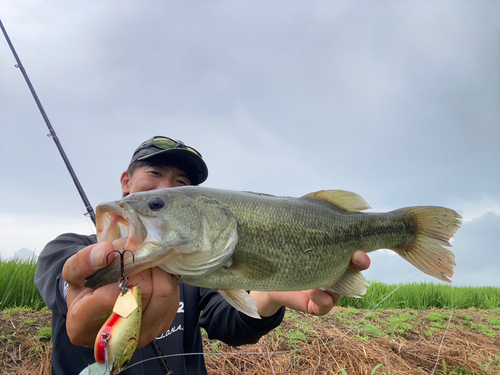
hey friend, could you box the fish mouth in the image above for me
[86,201,153,289]
[96,202,147,251]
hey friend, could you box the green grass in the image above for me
[341,363,384,375]
[487,315,500,328]
[35,326,52,340]
[1,259,499,311]
[386,311,416,336]
[0,257,44,310]
[338,281,500,310]
[425,312,451,329]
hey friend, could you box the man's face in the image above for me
[121,165,191,195]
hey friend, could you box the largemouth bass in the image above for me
[86,187,461,318]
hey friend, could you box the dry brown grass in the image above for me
[202,309,500,375]
[1,308,51,375]
[1,307,499,374]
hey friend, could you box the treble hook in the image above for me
[106,249,135,293]
[100,332,112,374]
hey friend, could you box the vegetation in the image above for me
[3,306,499,374]
[338,281,500,310]
[1,258,499,374]
[1,258,499,311]
[201,308,500,374]
[0,257,44,310]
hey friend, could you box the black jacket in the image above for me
[35,233,285,375]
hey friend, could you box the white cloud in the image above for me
[453,197,500,222]
[364,212,500,287]
[1,1,499,288]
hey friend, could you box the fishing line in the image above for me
[431,286,454,375]
[120,284,458,374]
[77,199,98,235]
[309,271,425,346]
[127,270,450,374]
[124,278,414,373]
[0,18,96,225]
[1,18,173,375]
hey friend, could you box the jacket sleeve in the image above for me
[34,233,97,315]
[198,288,285,347]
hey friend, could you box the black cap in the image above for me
[129,136,208,185]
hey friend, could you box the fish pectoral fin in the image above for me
[323,266,369,298]
[229,251,276,280]
[216,289,261,319]
[302,190,371,212]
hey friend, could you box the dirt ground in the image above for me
[1,307,499,374]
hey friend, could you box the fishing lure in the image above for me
[95,284,142,373]
[80,250,142,375]
[1,21,170,375]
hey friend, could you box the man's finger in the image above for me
[138,268,179,347]
[63,241,116,287]
[303,289,338,315]
[351,250,371,271]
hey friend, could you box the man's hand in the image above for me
[62,241,180,348]
[250,250,371,317]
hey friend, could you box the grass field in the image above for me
[0,257,43,310]
[2,305,499,374]
[1,257,498,311]
[1,258,499,374]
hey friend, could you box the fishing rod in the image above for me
[1,19,172,375]
[0,18,96,225]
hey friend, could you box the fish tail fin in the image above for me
[392,206,462,283]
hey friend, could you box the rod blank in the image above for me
[0,18,96,225]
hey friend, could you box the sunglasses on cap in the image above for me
[141,136,203,158]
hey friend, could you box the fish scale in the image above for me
[186,195,411,291]
[87,186,461,319]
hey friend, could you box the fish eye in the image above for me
[148,196,165,210]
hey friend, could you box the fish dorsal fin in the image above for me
[302,190,371,212]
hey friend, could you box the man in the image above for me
[35,136,371,374]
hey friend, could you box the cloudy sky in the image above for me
[1,1,499,287]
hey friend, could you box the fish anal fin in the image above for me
[217,289,261,319]
[229,251,276,280]
[323,266,369,298]
[302,190,371,212]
